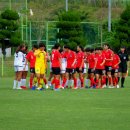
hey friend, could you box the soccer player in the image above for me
[103,43,113,88]
[76,45,85,88]
[21,46,28,89]
[51,43,62,90]
[34,43,47,90]
[60,48,67,88]
[64,45,77,89]
[24,45,38,89]
[95,47,106,88]
[13,44,26,89]
[84,48,91,88]
[87,48,97,88]
[111,51,120,88]
[118,46,129,88]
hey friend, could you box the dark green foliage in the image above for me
[56,11,86,48]
[0,9,21,53]
[114,6,130,51]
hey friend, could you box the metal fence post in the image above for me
[2,54,4,77]
[46,21,49,52]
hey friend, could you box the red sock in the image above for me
[73,78,77,88]
[101,76,106,86]
[43,78,47,85]
[30,77,33,88]
[51,78,56,85]
[102,76,106,85]
[108,77,112,85]
[80,78,84,88]
[95,79,99,86]
[112,78,115,86]
[62,77,67,87]
[55,79,60,89]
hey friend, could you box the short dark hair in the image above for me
[64,44,70,49]
[39,42,46,48]
[54,43,60,49]
[95,47,103,51]
[78,45,84,51]
[33,44,38,49]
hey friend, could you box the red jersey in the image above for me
[112,54,120,69]
[26,51,36,68]
[76,51,84,68]
[65,50,76,69]
[88,53,96,69]
[51,50,61,68]
[102,49,113,66]
[95,53,105,69]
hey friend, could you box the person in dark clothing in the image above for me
[118,46,129,88]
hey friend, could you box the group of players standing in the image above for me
[13,42,129,90]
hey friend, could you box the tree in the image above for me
[0,9,21,55]
[56,11,86,50]
[114,6,130,50]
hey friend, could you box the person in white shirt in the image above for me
[13,44,26,89]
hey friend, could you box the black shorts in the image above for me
[88,68,95,74]
[95,69,105,75]
[105,66,112,73]
[66,68,76,74]
[52,67,61,75]
[111,69,119,75]
[119,66,127,73]
[76,68,84,73]
[30,68,35,74]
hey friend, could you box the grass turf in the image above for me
[0,77,130,130]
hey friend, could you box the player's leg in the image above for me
[29,68,35,89]
[95,70,100,88]
[106,66,112,88]
[101,70,107,88]
[79,69,84,88]
[89,69,96,88]
[13,66,18,89]
[17,67,23,89]
[21,71,28,88]
[73,69,78,89]
[121,66,127,88]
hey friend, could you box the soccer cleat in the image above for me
[93,85,96,89]
[73,87,78,90]
[102,84,107,89]
[17,87,22,90]
[54,88,60,91]
[36,87,43,91]
[116,85,120,88]
[13,86,17,89]
[50,85,54,90]
[45,84,49,89]
[21,86,27,90]
[31,86,36,90]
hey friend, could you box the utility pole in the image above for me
[108,0,111,32]
[9,0,11,10]
[66,0,68,12]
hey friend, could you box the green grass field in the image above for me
[0,77,130,130]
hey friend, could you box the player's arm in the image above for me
[100,58,106,66]
[80,54,84,70]
[58,53,62,69]
[114,56,121,67]
[93,57,97,70]
[72,53,76,67]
